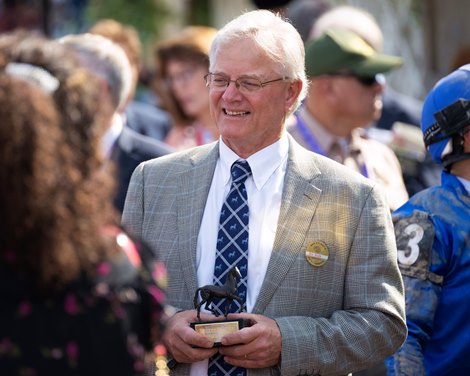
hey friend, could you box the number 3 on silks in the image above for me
[393,211,435,273]
[398,223,423,265]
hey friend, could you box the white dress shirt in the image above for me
[101,113,123,158]
[191,133,288,375]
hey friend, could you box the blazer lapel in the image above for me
[253,137,323,314]
[176,143,220,298]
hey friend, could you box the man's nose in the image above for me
[222,80,243,98]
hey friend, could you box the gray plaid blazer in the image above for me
[122,135,406,376]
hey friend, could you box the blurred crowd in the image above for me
[0,0,469,375]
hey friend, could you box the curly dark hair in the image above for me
[4,35,112,178]
[0,35,120,292]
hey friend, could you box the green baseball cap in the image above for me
[305,28,403,78]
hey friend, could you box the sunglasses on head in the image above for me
[325,72,384,87]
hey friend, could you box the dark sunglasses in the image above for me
[326,72,383,87]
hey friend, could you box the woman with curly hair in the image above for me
[0,35,168,376]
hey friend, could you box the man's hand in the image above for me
[218,313,282,369]
[162,310,219,363]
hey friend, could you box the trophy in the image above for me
[191,267,247,347]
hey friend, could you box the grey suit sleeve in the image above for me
[275,184,407,376]
[122,163,146,240]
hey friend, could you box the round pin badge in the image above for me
[305,241,329,267]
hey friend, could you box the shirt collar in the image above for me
[102,113,123,157]
[218,133,289,190]
[300,106,352,154]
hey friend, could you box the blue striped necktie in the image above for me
[208,160,251,376]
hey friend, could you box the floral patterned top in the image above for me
[0,228,167,376]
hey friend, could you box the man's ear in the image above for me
[285,79,303,110]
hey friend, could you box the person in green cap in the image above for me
[288,28,409,211]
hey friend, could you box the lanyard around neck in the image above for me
[294,113,327,156]
[294,113,368,178]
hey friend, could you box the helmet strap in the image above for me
[442,151,470,171]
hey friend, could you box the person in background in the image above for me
[153,26,218,150]
[310,4,423,131]
[0,34,168,376]
[88,18,172,142]
[123,9,406,375]
[309,5,439,197]
[59,33,174,213]
[58,33,132,156]
[284,0,331,42]
[385,65,470,376]
[288,28,409,211]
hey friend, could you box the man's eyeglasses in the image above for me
[204,73,290,93]
[325,72,385,87]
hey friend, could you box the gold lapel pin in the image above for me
[305,241,329,267]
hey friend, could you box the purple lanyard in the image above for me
[294,113,327,156]
[294,113,368,178]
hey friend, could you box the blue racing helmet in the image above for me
[421,64,470,169]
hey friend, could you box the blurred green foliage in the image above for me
[86,0,173,42]
[86,0,175,66]
[186,0,210,26]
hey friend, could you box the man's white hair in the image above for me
[59,33,133,112]
[209,9,307,115]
